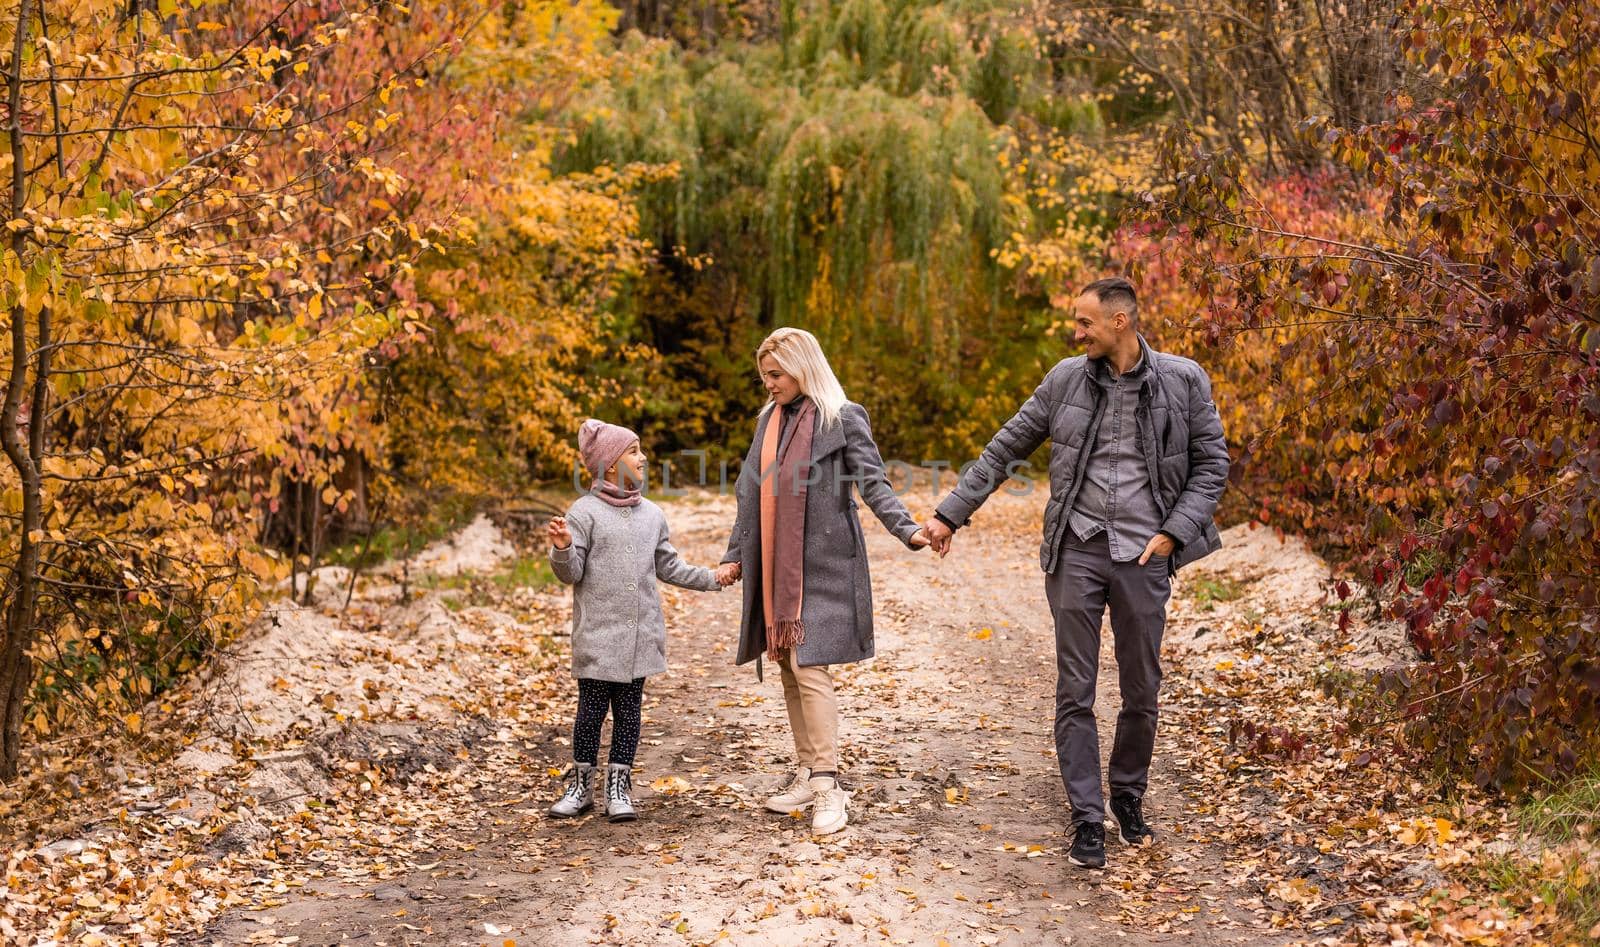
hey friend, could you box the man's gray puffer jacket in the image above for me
[935,336,1229,574]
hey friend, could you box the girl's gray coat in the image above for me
[721,401,921,671]
[550,494,719,682]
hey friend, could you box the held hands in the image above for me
[1138,532,1176,565]
[714,562,742,587]
[909,528,931,549]
[547,516,572,550]
[921,517,954,558]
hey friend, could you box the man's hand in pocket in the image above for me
[1139,532,1176,566]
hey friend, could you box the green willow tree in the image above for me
[558,0,1114,459]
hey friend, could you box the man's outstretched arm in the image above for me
[928,369,1059,549]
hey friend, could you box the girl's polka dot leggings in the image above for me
[572,677,645,766]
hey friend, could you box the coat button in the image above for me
[622,508,631,517]
[625,582,637,591]
[626,544,635,553]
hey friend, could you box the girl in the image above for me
[548,419,730,822]
[715,328,929,835]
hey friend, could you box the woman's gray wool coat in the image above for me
[550,494,720,683]
[721,401,922,671]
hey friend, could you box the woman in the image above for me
[715,327,929,835]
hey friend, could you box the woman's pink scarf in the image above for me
[760,398,815,659]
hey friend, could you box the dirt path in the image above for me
[191,488,1349,947]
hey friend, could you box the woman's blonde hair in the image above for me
[756,327,848,429]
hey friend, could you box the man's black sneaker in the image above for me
[1068,821,1106,869]
[1109,794,1155,846]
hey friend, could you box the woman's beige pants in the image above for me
[777,650,838,772]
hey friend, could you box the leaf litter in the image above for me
[0,493,1579,945]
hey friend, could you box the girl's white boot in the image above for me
[550,763,595,818]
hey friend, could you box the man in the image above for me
[923,277,1228,869]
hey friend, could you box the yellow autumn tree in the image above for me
[359,0,660,538]
[0,0,652,779]
[0,0,465,778]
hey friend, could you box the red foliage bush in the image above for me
[1122,0,1600,792]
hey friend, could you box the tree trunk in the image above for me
[1,0,41,781]
[1316,0,1400,129]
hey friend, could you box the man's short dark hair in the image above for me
[1082,276,1138,324]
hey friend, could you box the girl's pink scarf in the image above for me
[760,398,815,659]
[591,477,642,508]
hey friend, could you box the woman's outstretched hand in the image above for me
[909,528,931,550]
[919,518,953,558]
[715,562,742,586]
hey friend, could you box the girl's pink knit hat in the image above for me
[577,419,638,476]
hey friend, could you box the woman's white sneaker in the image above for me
[763,767,814,814]
[809,776,849,835]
